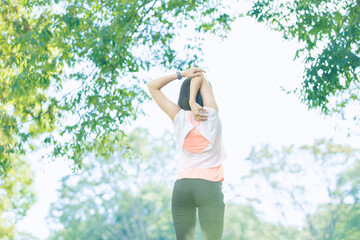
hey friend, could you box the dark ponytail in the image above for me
[178,78,203,111]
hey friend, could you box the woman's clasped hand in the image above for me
[181,67,206,78]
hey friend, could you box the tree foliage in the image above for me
[248,0,360,116]
[47,128,178,239]
[223,203,301,240]
[48,127,310,239]
[0,155,36,240]
[239,139,360,239]
[0,0,240,176]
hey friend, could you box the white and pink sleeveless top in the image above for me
[173,106,226,182]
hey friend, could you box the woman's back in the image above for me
[173,106,226,182]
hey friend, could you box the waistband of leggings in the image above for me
[175,178,222,184]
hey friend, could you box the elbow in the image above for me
[146,82,158,94]
[147,81,154,90]
[192,75,203,81]
[201,75,208,83]
[147,81,161,91]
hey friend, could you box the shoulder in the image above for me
[203,106,219,119]
[173,109,186,124]
[202,106,222,132]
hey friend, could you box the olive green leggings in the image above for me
[171,178,225,240]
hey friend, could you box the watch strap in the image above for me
[176,71,182,80]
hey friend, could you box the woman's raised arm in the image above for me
[147,73,181,122]
[189,76,209,121]
[189,74,219,121]
[200,75,218,112]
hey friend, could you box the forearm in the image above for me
[189,76,203,104]
[147,73,181,90]
[200,75,218,111]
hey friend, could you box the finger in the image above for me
[198,115,208,121]
[195,67,206,73]
[198,113,208,118]
[193,67,202,73]
[199,117,208,121]
[195,114,207,120]
[193,74,203,78]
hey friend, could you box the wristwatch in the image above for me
[176,71,182,80]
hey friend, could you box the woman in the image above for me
[147,66,226,240]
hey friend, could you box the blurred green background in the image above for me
[1,0,359,239]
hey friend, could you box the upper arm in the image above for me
[147,85,181,122]
[200,76,218,112]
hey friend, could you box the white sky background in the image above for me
[16,6,360,240]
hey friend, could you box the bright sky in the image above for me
[16,10,359,240]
